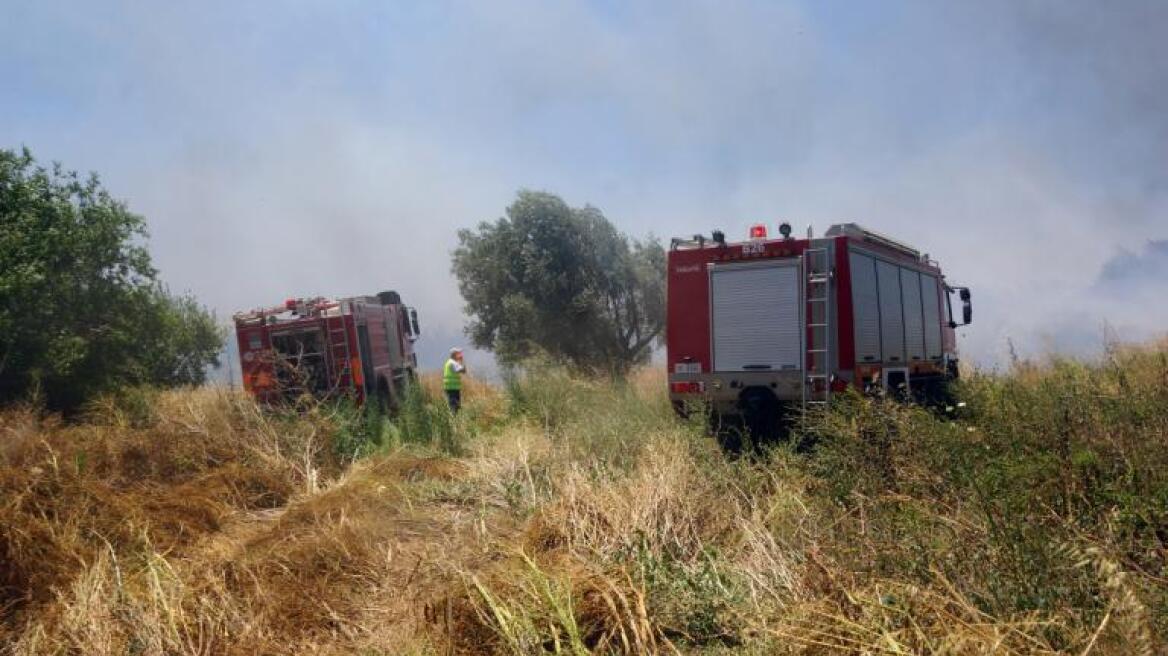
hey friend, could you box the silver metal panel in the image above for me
[711,262,802,372]
[921,274,943,360]
[877,260,905,363]
[900,268,925,362]
[849,252,881,363]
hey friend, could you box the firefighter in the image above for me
[443,347,466,413]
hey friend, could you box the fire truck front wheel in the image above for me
[375,378,394,413]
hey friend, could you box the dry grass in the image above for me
[1,349,1166,654]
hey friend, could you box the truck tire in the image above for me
[738,387,780,447]
[708,411,745,455]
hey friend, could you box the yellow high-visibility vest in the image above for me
[443,359,462,391]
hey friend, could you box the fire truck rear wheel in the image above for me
[716,427,746,455]
[738,387,781,447]
[709,412,747,455]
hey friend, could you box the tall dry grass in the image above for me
[1,346,1166,654]
[437,350,1166,654]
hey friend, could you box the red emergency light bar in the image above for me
[749,224,768,239]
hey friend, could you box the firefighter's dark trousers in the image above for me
[445,389,461,414]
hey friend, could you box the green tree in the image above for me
[0,147,223,410]
[452,190,665,374]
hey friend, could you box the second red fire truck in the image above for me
[667,222,971,438]
[234,291,421,406]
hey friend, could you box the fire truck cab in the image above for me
[667,222,971,433]
[234,291,421,406]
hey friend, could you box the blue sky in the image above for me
[3,0,1166,371]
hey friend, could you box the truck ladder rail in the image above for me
[326,316,354,390]
[802,247,833,409]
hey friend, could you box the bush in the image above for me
[0,147,223,411]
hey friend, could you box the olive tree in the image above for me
[452,190,664,374]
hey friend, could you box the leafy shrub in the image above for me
[0,148,222,411]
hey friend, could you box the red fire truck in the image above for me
[234,291,421,406]
[667,222,971,436]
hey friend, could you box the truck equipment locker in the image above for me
[710,261,802,373]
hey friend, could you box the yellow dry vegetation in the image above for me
[1,351,1165,655]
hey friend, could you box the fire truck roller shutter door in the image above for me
[877,260,906,364]
[710,261,802,372]
[849,253,881,363]
[921,274,943,360]
[900,268,926,362]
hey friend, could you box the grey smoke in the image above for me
[3,1,1166,372]
[1098,241,1168,289]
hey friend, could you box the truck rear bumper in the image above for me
[668,370,818,415]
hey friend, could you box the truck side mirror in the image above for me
[409,308,421,339]
[946,286,973,328]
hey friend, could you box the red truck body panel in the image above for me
[666,224,964,415]
[234,294,419,405]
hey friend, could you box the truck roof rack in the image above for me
[825,223,920,258]
[233,297,340,325]
[670,234,709,250]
